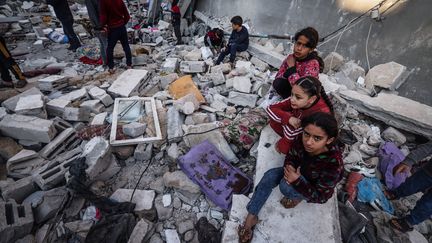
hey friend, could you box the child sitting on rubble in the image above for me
[238,112,343,243]
[266,76,333,154]
[215,16,249,66]
[204,28,226,54]
[273,27,324,99]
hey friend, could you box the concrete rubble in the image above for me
[0,3,429,243]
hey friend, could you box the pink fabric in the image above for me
[276,54,320,84]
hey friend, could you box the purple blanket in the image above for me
[178,140,252,210]
[378,142,409,190]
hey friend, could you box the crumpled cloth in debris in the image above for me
[222,108,268,150]
[77,125,126,141]
[378,142,409,190]
[357,177,394,214]
[370,211,411,243]
[76,45,101,61]
[195,217,221,243]
[338,200,369,243]
[79,56,103,65]
[178,140,252,210]
[85,213,136,243]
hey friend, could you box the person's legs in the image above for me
[106,27,121,70]
[0,37,26,87]
[405,189,432,225]
[96,31,108,65]
[118,26,132,67]
[228,43,248,63]
[173,24,182,44]
[272,78,292,99]
[392,169,432,198]
[246,167,284,216]
[215,47,230,65]
[0,63,12,82]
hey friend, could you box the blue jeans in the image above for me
[216,43,248,64]
[392,169,432,225]
[95,30,108,65]
[246,167,305,216]
[106,25,132,69]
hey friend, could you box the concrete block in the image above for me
[231,76,252,93]
[323,52,344,73]
[339,90,432,139]
[127,218,155,243]
[7,155,45,180]
[183,123,238,163]
[60,88,88,102]
[250,56,269,72]
[0,137,22,160]
[52,117,73,133]
[110,189,155,213]
[91,112,107,126]
[209,70,225,86]
[173,93,200,115]
[247,42,285,68]
[25,187,67,224]
[46,99,71,117]
[164,229,181,243]
[0,114,57,143]
[162,58,180,73]
[1,176,38,203]
[0,201,34,243]
[32,148,82,190]
[122,122,147,138]
[184,49,202,61]
[163,171,200,194]
[93,155,120,181]
[80,100,104,113]
[0,107,7,121]
[167,106,184,142]
[39,128,81,160]
[134,143,153,161]
[88,87,113,106]
[227,91,258,108]
[180,61,207,73]
[38,75,68,91]
[381,127,407,146]
[82,137,111,180]
[158,73,179,89]
[340,61,365,82]
[108,69,150,97]
[2,87,43,112]
[211,63,232,74]
[15,94,46,119]
[62,107,91,122]
[365,61,409,91]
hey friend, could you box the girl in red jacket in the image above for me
[266,76,333,154]
[273,27,324,98]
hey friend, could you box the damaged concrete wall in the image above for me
[196,0,432,106]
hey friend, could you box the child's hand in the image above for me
[284,165,301,183]
[287,55,296,67]
[288,117,301,128]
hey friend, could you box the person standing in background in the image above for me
[85,0,108,65]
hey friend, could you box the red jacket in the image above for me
[276,54,320,85]
[100,0,130,29]
[266,97,330,140]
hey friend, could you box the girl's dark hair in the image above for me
[294,76,334,114]
[302,112,339,140]
[294,27,319,49]
[294,27,325,72]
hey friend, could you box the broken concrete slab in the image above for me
[0,201,34,243]
[80,100,104,113]
[158,73,179,89]
[1,176,38,203]
[340,61,365,82]
[167,106,184,142]
[91,112,108,126]
[231,76,252,93]
[93,155,121,181]
[163,171,201,194]
[339,90,432,139]
[110,189,156,213]
[184,49,202,61]
[39,128,80,160]
[162,58,180,73]
[60,88,88,102]
[46,99,71,117]
[323,52,344,73]
[38,75,68,91]
[173,93,200,115]
[0,114,57,143]
[88,87,113,107]
[123,122,147,138]
[134,143,153,161]
[381,127,407,146]
[128,218,155,243]
[180,61,207,73]
[227,91,258,108]
[250,56,269,72]
[365,61,409,91]
[24,187,68,224]
[183,123,238,163]
[7,149,38,165]
[2,87,44,112]
[14,94,46,119]
[7,153,45,180]
[62,107,91,122]
[165,229,181,243]
[82,137,111,180]
[247,42,285,68]
[0,136,23,160]
[108,69,150,97]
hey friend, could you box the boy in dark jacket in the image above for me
[100,0,132,73]
[215,16,249,66]
[387,141,432,232]
[85,0,107,65]
[47,0,81,51]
